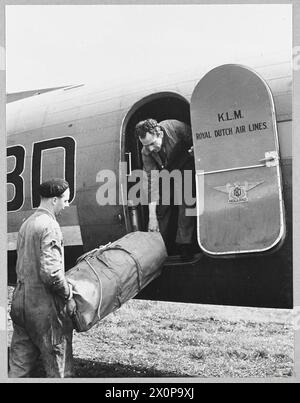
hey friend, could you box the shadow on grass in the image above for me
[74,358,183,378]
[8,348,182,378]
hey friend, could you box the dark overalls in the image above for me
[9,208,74,378]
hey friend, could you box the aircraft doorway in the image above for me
[123,93,199,256]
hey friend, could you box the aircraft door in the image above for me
[190,64,285,256]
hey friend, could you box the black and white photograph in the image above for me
[4,2,298,383]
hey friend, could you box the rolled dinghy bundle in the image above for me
[66,231,168,332]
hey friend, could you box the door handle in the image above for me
[259,151,279,167]
[116,212,124,225]
[125,152,132,176]
[197,150,280,176]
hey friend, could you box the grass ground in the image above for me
[7,287,294,378]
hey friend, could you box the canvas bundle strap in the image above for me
[81,244,143,323]
[76,248,99,264]
[101,245,143,292]
[83,256,103,323]
[96,253,123,309]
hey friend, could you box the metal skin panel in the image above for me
[191,64,285,255]
[6,114,125,254]
[198,167,284,253]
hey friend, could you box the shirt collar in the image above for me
[37,207,57,221]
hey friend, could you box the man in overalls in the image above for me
[135,118,196,257]
[9,178,77,378]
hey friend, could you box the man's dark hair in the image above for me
[38,178,69,199]
[134,119,158,140]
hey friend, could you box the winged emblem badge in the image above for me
[213,181,264,203]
